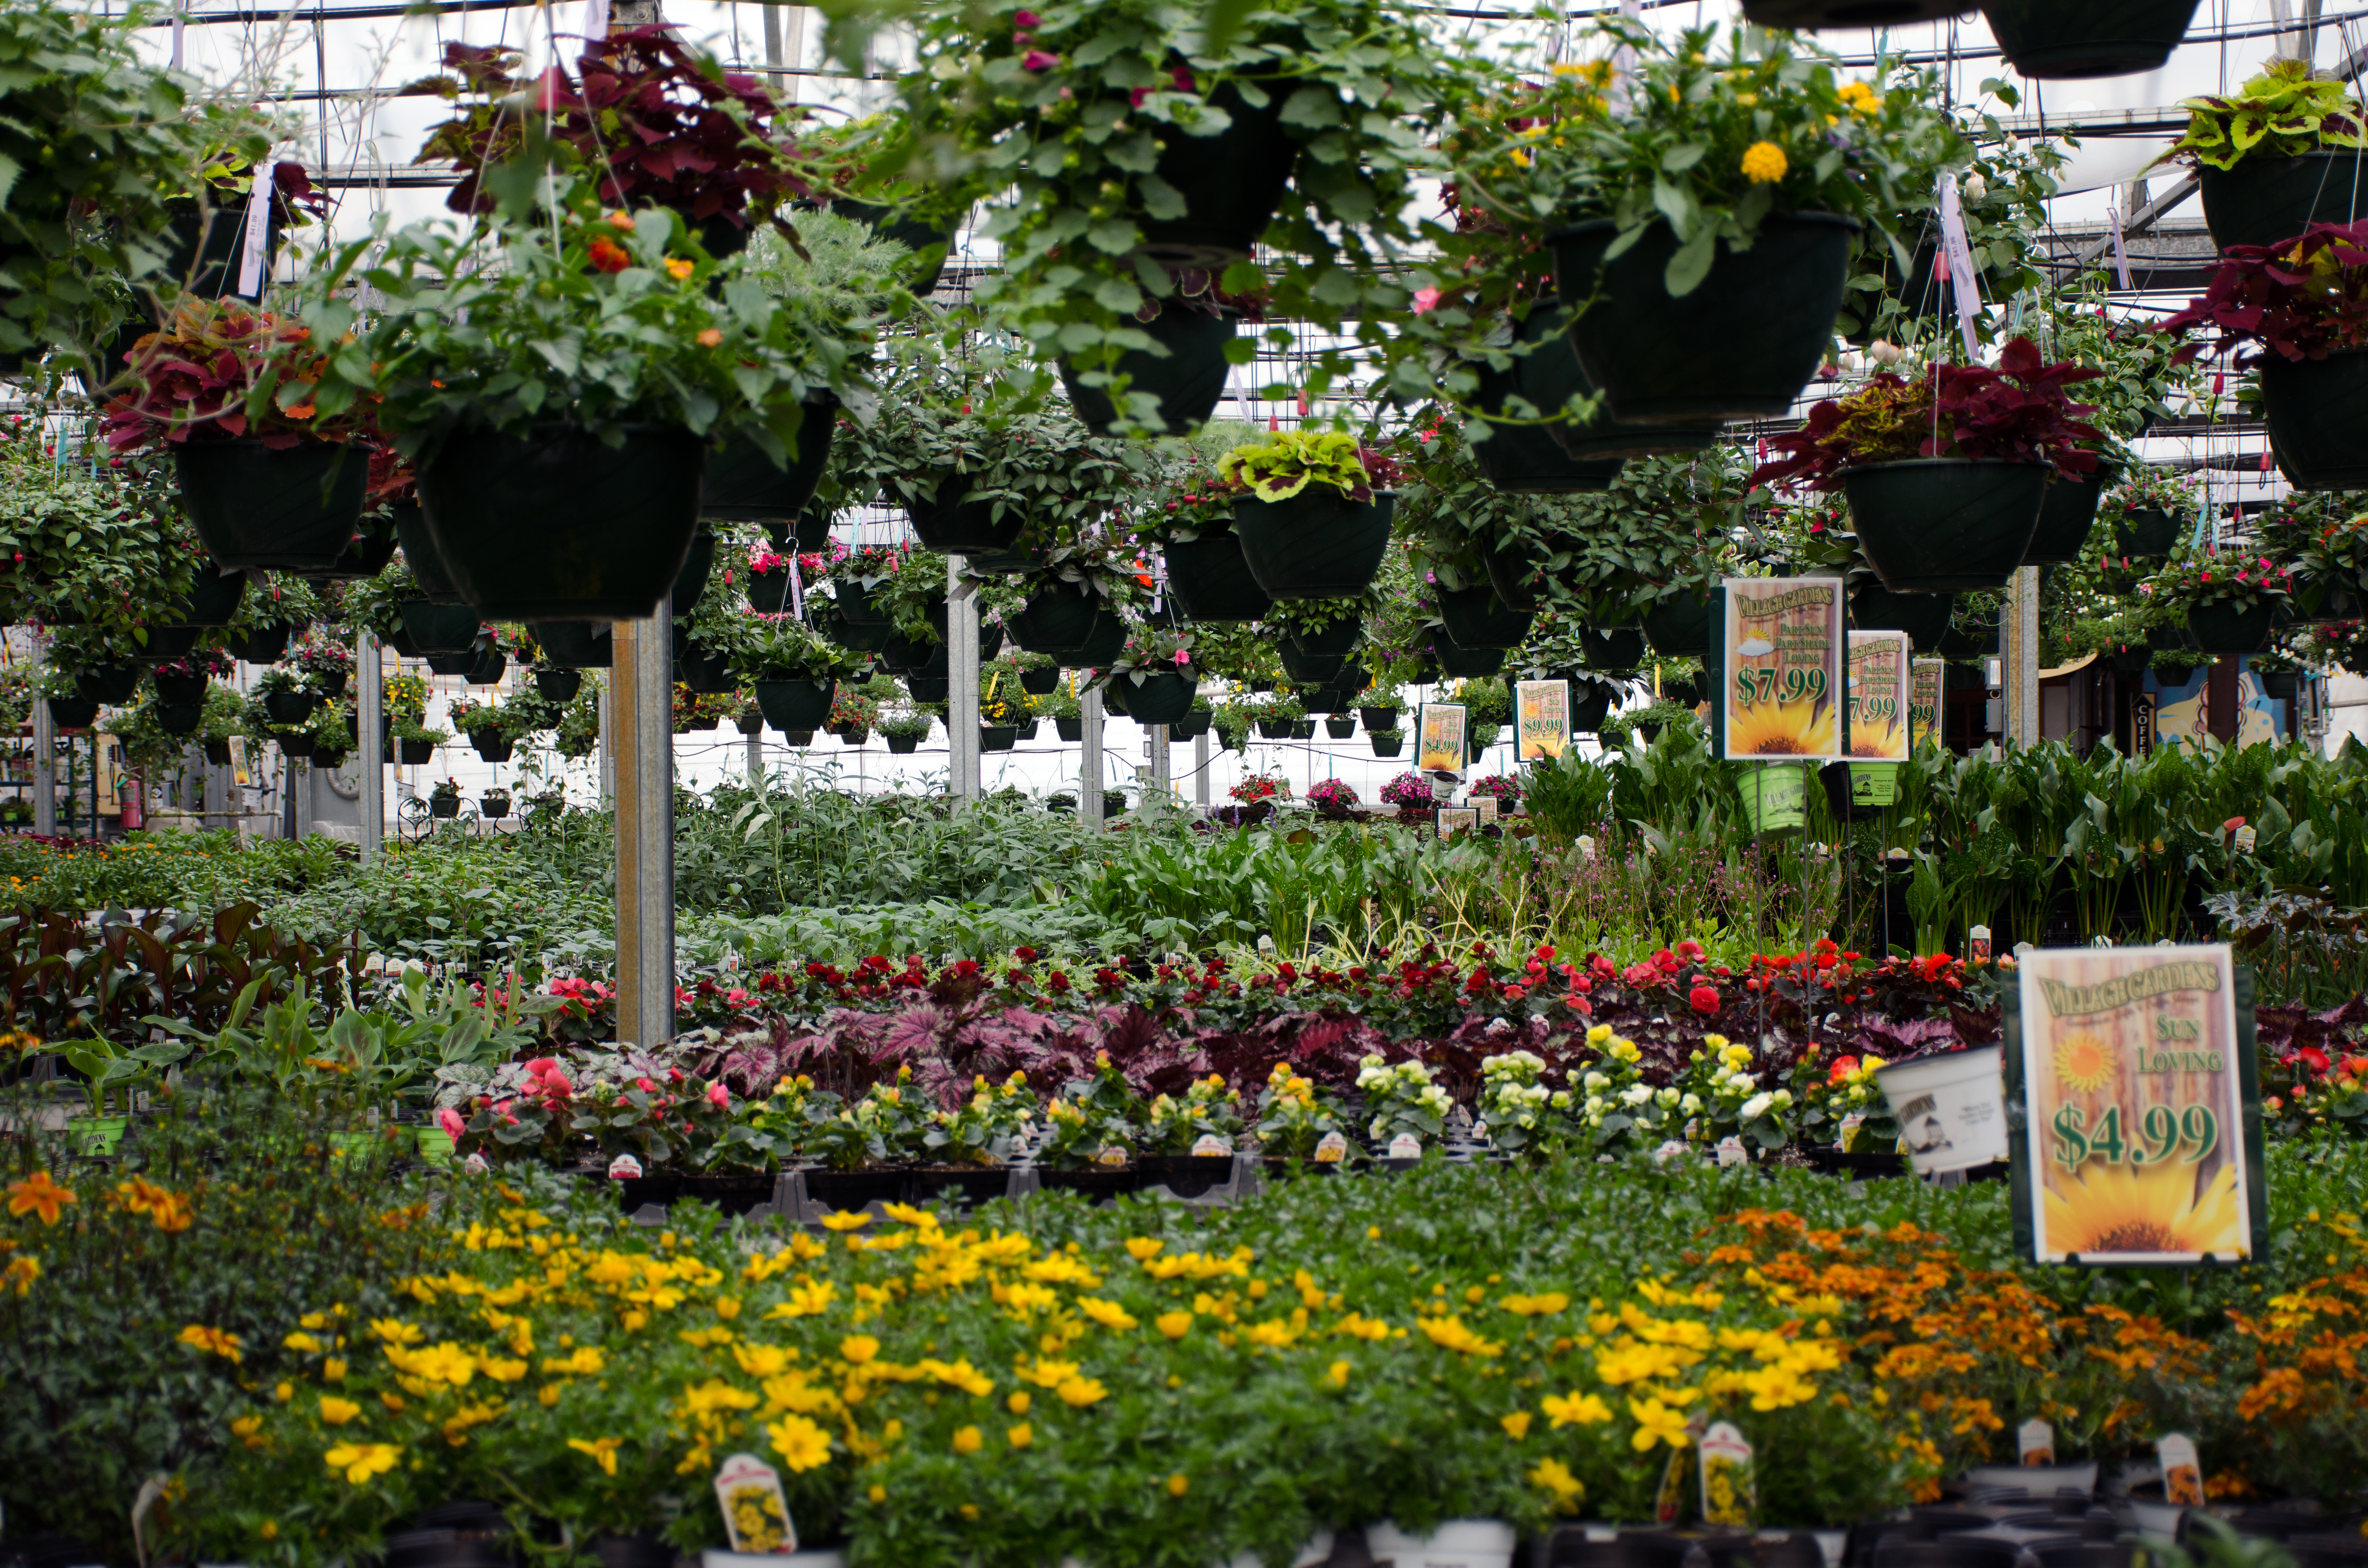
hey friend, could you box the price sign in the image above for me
[2008,946,2267,1265]
[1515,680,1570,762]
[1713,578,1843,762]
[1910,658,1946,748]
[1846,631,1909,761]
[1417,703,1467,776]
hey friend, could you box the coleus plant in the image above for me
[1748,336,2103,491]
[2158,219,2368,363]
[2156,58,2368,173]
[99,297,379,451]
[1217,430,1401,503]
[416,30,804,233]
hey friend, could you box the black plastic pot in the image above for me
[153,670,209,707]
[468,730,514,763]
[136,626,202,662]
[392,504,465,604]
[466,648,508,689]
[1163,532,1273,622]
[826,609,893,654]
[778,728,816,745]
[1471,416,1623,493]
[383,1502,516,1568]
[177,440,370,571]
[1571,681,1616,732]
[158,702,203,735]
[2264,349,2368,490]
[1480,303,1719,461]
[1010,580,1109,659]
[478,796,511,820]
[417,425,705,620]
[1278,644,1347,686]
[1479,539,1551,612]
[739,564,792,614]
[835,200,953,294]
[71,663,141,704]
[980,724,1019,753]
[1579,626,1646,670]
[1740,0,1972,25]
[1370,732,1405,757]
[886,732,923,754]
[401,601,481,656]
[46,697,99,730]
[1171,711,1211,740]
[700,415,835,524]
[304,508,401,582]
[1323,715,1356,739]
[1137,81,1298,263]
[169,568,249,626]
[2113,507,2186,558]
[1434,642,1507,677]
[755,678,836,731]
[1233,491,1394,600]
[836,578,888,626]
[533,668,582,704]
[1640,593,1715,658]
[2186,600,2275,654]
[1844,459,2050,593]
[1358,706,1402,730]
[907,675,951,704]
[1120,670,1199,724]
[263,690,320,725]
[1020,664,1061,696]
[1055,715,1084,742]
[533,620,613,668]
[2023,468,2113,566]
[1550,213,1859,423]
[1981,0,2199,77]
[424,651,475,677]
[400,738,437,765]
[670,531,718,612]
[2199,152,2368,252]
[1437,584,1534,650]
[232,622,296,664]
[1290,615,1364,658]
[1061,308,1237,434]
[675,639,737,696]
[1852,585,1958,650]
[909,474,1025,555]
[277,731,317,760]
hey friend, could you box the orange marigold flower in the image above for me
[7,1171,74,1225]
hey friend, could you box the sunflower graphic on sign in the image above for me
[1721,578,1842,760]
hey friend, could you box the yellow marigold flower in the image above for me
[1125,1237,1164,1261]
[568,1436,623,1476]
[1629,1397,1693,1452]
[1837,80,1878,112]
[820,1212,872,1232]
[6,1171,74,1225]
[370,1318,423,1345]
[839,1335,880,1364]
[867,1484,887,1504]
[545,1346,607,1375]
[952,1425,984,1455]
[6,1254,41,1294]
[1019,1357,1082,1387]
[319,1396,362,1426]
[1502,1411,1532,1440]
[1167,1473,1189,1497]
[323,1441,401,1484]
[1328,1360,1350,1388]
[231,1414,266,1449]
[323,1358,348,1382]
[1543,1390,1614,1427]
[1529,1457,1585,1511]
[300,1312,329,1330]
[1078,1298,1138,1331]
[180,1324,244,1364]
[284,1332,322,1354]
[1155,1311,1193,1340]
[1418,1316,1502,1357]
[1008,1391,1031,1415]
[1007,1422,1033,1448]
[1055,1377,1107,1408]
[1741,141,1788,184]
[1500,1292,1570,1316]
[769,1415,833,1471]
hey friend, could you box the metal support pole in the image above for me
[1080,686,1105,834]
[1194,731,1209,808]
[2003,565,2041,747]
[613,603,676,1048]
[357,630,383,862]
[30,668,55,838]
[1146,722,1170,818]
[947,558,980,806]
[745,726,763,784]
[599,674,615,806]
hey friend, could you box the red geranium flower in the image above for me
[1688,984,1720,1016]
[588,236,632,273]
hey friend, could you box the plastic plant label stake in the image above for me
[1190,1134,1230,1158]
[2158,1434,2203,1505]
[1472,796,1499,826]
[715,1452,797,1553]
[607,1153,644,1181]
[1654,1413,1708,1522]
[1314,1130,1349,1163]
[1698,1421,1755,1527]
[1715,1137,1748,1167]
[1387,1133,1422,1160]
[1095,1145,1128,1167]
[2018,1418,2055,1466]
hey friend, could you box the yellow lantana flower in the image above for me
[1741,141,1788,184]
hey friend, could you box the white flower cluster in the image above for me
[1357,1053,1453,1144]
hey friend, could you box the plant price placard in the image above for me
[1713,577,1843,762]
[2007,945,2268,1266]
[1515,680,1570,762]
[1909,657,1945,748]
[1845,631,1909,760]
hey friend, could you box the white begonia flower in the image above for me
[1623,1083,1654,1107]
[1680,1093,1702,1115]
[1583,1071,1609,1092]
[1740,1092,1775,1121]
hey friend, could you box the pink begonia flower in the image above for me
[1173,649,1190,665]
[437,1107,465,1140]
[1022,49,1061,70]
[1411,287,1442,314]
[1130,87,1151,107]
[707,1082,731,1110]
[1014,8,1040,23]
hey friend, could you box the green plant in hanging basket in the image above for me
[2158,58,2368,173]
[2145,553,2293,616]
[1216,430,1390,502]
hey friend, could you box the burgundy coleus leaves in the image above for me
[2160,218,2368,364]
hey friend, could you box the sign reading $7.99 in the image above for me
[1715,578,1843,762]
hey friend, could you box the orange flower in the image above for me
[665,258,696,282]
[7,1171,75,1225]
[588,237,632,274]
[696,329,723,348]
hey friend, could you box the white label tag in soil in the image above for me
[1698,1421,1755,1528]
[1314,1130,1349,1163]
[715,1452,797,1553]
[1715,1136,1748,1168]
[607,1153,644,1181]
[2157,1434,2203,1506]
[1386,1132,1423,1160]
[2018,1418,2056,1466]
[1190,1134,1231,1158]
[1095,1144,1128,1167]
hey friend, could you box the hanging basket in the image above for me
[1470,416,1623,494]
[1979,0,2200,79]
[1233,491,1394,600]
[909,475,1025,555]
[1480,539,1549,612]
[1739,0,1970,25]
[744,564,796,614]
[1061,309,1237,435]
[533,620,613,668]
[136,626,203,663]
[464,647,508,686]
[1135,82,1298,265]
[1437,584,1534,650]
[275,730,316,760]
[1851,585,1958,650]
[1434,642,1507,678]
[167,568,248,627]
[154,671,208,707]
[1639,593,1715,658]
[393,504,466,604]
[833,199,954,294]
[262,689,319,726]
[836,579,888,626]
[1278,644,1347,684]
[755,678,837,731]
[1579,626,1646,670]
[468,729,515,763]
[2113,508,2186,559]
[1171,711,1211,740]
[2263,349,2368,491]
[1569,680,1616,732]
[302,508,400,583]
[401,600,482,656]
[1010,581,1110,659]
[978,725,1018,753]
[907,675,952,704]
[671,532,718,613]
[417,424,706,620]
[424,650,476,677]
[1020,664,1061,696]
[73,663,142,704]
[157,702,203,736]
[886,731,923,754]
[399,737,437,765]
[176,440,370,571]
[1290,614,1364,658]
[2023,468,2114,566]
[1163,532,1273,622]
[1549,213,1859,423]
[1843,459,2050,593]
[533,668,583,704]
[700,415,835,525]
[2184,599,2275,654]
[1479,303,1718,461]
[675,639,737,696]
[2198,152,2368,252]
[1370,732,1405,757]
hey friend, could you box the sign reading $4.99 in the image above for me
[2011,945,2267,1265]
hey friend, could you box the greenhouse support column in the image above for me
[30,681,54,838]
[2003,564,2040,747]
[1080,687,1105,834]
[357,630,382,862]
[612,604,676,1048]
[1193,731,1209,808]
[745,726,762,784]
[948,558,979,807]
[1145,723,1170,819]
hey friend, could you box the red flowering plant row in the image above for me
[445,1041,778,1173]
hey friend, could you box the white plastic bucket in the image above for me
[1873,1044,2007,1174]
[1367,1520,1518,1568]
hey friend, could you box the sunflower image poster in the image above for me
[1844,632,1909,760]
[2007,946,2268,1266]
[1713,577,1842,761]
[1909,658,1946,748]
[1417,703,1467,776]
[1515,680,1570,761]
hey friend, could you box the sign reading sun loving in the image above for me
[1714,577,1844,763]
[2010,946,2267,1266]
